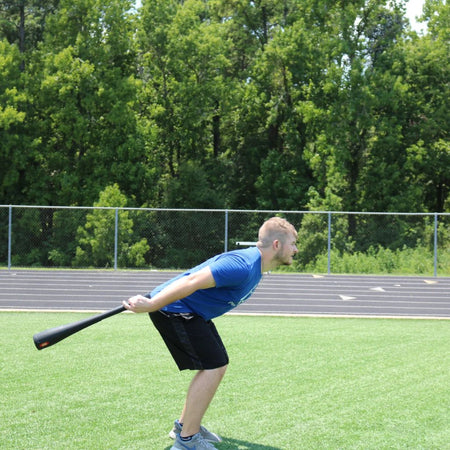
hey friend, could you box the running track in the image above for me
[1,269,449,319]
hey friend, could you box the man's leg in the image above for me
[179,365,227,438]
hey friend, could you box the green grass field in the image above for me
[1,312,449,449]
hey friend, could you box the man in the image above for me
[123,217,298,449]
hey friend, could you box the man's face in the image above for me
[276,233,298,265]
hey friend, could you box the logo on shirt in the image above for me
[227,284,258,307]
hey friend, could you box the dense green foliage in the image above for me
[0,0,449,269]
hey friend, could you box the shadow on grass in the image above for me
[165,437,282,449]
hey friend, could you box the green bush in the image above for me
[288,245,450,276]
[74,184,149,268]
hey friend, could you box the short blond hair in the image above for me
[257,217,297,248]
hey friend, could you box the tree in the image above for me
[138,0,236,207]
[401,0,449,212]
[1,0,448,225]
[301,3,412,222]
[406,140,449,212]
[0,0,60,70]
[207,0,314,209]
[24,0,149,206]
[74,184,149,268]
[0,40,28,203]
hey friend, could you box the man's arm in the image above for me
[123,266,216,313]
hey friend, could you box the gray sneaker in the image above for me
[169,420,222,443]
[170,432,217,449]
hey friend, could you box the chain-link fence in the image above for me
[0,205,449,276]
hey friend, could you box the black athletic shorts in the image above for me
[149,310,229,371]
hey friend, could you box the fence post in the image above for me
[8,205,12,270]
[327,212,331,275]
[224,210,229,252]
[114,208,119,270]
[434,213,438,277]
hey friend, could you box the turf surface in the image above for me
[1,312,449,449]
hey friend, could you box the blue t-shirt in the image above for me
[151,247,262,320]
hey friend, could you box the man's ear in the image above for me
[273,239,280,250]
